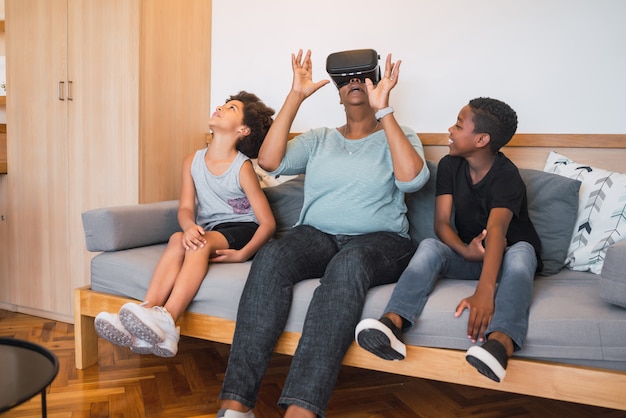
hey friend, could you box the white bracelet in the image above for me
[375,106,394,121]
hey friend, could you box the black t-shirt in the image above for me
[436,153,542,269]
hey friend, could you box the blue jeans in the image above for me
[385,238,537,351]
[220,225,416,417]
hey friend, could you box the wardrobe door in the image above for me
[66,0,140,297]
[6,0,71,315]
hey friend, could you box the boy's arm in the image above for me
[455,207,512,343]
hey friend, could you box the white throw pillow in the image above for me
[543,151,626,274]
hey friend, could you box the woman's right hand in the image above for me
[290,49,329,99]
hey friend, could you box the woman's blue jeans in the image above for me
[385,238,537,351]
[219,225,416,417]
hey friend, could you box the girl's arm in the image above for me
[213,160,276,262]
[178,153,206,250]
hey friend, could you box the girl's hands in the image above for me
[210,248,247,263]
[291,49,330,99]
[183,225,206,251]
[365,53,401,111]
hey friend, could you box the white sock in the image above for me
[217,409,255,418]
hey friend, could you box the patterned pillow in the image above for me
[543,151,626,274]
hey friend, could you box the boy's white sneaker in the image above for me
[466,339,508,382]
[355,317,406,360]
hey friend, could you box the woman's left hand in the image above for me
[365,53,401,111]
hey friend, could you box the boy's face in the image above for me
[208,100,247,134]
[447,105,481,156]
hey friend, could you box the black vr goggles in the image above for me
[326,49,381,89]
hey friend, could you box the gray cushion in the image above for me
[83,177,306,252]
[405,163,581,276]
[600,239,626,308]
[519,169,581,275]
[263,175,304,238]
[405,160,438,245]
[82,200,180,252]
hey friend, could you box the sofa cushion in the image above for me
[82,200,180,252]
[263,175,304,238]
[405,161,581,275]
[83,176,305,252]
[600,239,626,308]
[90,244,626,369]
[519,169,581,275]
[405,160,438,245]
[544,151,626,274]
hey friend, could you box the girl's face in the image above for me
[209,100,246,133]
[447,105,481,156]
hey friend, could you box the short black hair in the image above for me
[227,91,275,158]
[469,97,518,153]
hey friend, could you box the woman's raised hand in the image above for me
[365,53,401,111]
[291,49,330,99]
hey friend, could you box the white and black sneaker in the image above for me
[466,339,509,382]
[355,317,406,360]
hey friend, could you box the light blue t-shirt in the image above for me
[268,126,429,237]
[191,148,258,230]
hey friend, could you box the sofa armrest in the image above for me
[82,200,181,252]
[600,239,626,308]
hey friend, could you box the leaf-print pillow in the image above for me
[544,151,626,274]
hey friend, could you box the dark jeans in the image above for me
[220,225,415,417]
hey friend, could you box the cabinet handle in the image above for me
[58,81,65,101]
[67,81,73,101]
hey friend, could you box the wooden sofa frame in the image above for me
[75,133,626,411]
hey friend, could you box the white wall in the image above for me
[211,0,626,134]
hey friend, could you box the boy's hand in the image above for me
[463,229,487,262]
[454,290,494,343]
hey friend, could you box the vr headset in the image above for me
[326,49,381,89]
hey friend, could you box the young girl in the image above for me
[95,91,276,357]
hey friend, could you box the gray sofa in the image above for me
[79,161,626,410]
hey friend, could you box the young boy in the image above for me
[355,97,542,382]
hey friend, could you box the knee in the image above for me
[503,242,537,278]
[167,232,184,248]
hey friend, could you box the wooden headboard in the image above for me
[419,133,625,172]
[283,132,626,172]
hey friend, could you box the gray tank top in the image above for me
[191,148,258,230]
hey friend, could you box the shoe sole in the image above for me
[119,304,166,346]
[355,318,406,360]
[94,316,132,347]
[129,344,154,355]
[466,345,506,382]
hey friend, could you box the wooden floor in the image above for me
[1,309,625,418]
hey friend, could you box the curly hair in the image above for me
[469,97,518,153]
[227,91,275,158]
